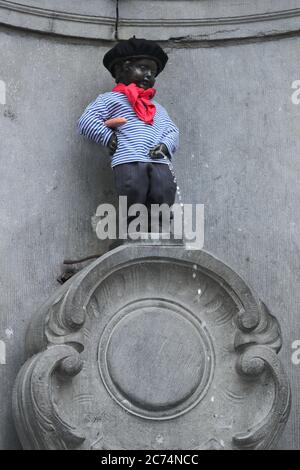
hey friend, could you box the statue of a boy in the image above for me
[78,37,179,232]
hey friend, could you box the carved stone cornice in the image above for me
[1,1,300,41]
[0,0,115,39]
[118,7,300,41]
[12,240,291,450]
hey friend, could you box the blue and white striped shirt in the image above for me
[77,91,179,167]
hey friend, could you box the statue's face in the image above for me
[121,58,158,89]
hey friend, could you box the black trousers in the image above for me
[113,162,177,231]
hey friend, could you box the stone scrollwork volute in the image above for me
[12,241,291,450]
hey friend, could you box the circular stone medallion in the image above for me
[98,299,214,419]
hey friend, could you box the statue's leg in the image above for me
[147,163,177,233]
[113,162,150,233]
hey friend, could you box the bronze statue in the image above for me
[78,37,179,232]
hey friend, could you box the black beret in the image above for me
[103,37,168,77]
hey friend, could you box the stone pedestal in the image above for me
[12,240,290,450]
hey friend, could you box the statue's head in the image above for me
[103,37,168,89]
[113,57,158,90]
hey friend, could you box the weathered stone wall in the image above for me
[0,0,300,449]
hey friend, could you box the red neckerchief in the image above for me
[112,82,156,125]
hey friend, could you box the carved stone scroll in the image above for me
[12,239,291,450]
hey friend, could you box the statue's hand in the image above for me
[149,143,170,160]
[108,133,118,155]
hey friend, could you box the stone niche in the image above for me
[12,240,290,450]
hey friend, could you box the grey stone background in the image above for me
[0,0,300,449]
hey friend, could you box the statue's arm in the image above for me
[107,133,118,155]
[159,114,179,159]
[77,96,114,148]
